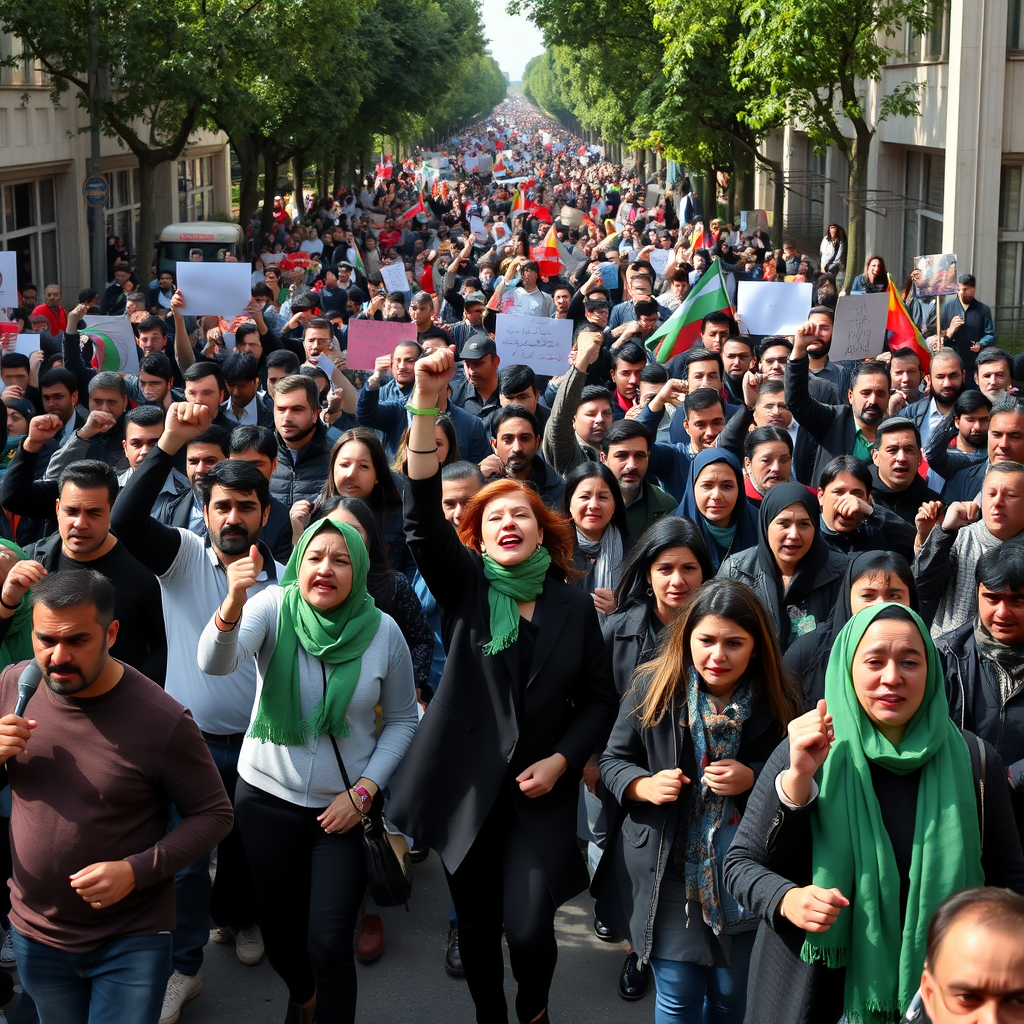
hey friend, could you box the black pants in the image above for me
[235,779,366,1024]
[445,784,558,1024]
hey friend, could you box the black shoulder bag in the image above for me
[321,663,412,907]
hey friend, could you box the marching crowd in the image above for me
[0,95,1021,1024]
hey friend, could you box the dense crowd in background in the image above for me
[0,95,1020,1024]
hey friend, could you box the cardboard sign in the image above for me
[380,262,412,296]
[914,253,958,297]
[346,318,418,371]
[493,314,573,376]
[736,281,813,336]
[175,261,252,318]
[829,293,890,362]
[0,252,17,308]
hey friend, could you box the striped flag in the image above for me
[530,223,563,277]
[886,275,930,372]
[645,262,732,364]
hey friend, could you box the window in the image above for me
[996,165,1024,345]
[1010,0,1024,50]
[901,151,944,279]
[904,0,950,62]
[177,156,215,222]
[103,167,140,256]
[0,176,59,289]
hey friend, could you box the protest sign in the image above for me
[649,249,673,278]
[80,315,139,376]
[494,314,573,376]
[380,262,412,295]
[914,253,958,297]
[598,262,619,290]
[15,334,39,357]
[0,252,18,307]
[175,262,251,318]
[736,281,812,336]
[829,293,890,362]
[347,318,418,371]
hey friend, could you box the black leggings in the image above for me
[234,779,366,1024]
[445,784,558,1024]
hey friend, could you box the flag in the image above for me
[886,274,930,372]
[509,187,552,224]
[690,221,707,251]
[645,262,732,364]
[352,247,367,278]
[510,187,525,219]
[401,187,426,221]
[530,224,563,277]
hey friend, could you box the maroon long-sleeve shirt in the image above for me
[1,660,233,952]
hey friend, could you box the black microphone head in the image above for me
[13,660,42,718]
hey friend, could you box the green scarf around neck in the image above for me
[0,540,33,669]
[480,546,551,655]
[249,519,381,746]
[801,603,983,1024]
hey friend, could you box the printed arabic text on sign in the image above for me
[347,319,419,371]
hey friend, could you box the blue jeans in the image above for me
[172,732,256,975]
[649,930,755,1024]
[12,930,171,1024]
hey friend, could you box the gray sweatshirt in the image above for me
[198,586,418,807]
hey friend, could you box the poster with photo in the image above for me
[913,253,958,297]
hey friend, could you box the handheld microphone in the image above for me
[13,661,42,719]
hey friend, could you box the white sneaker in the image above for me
[234,925,265,965]
[0,932,14,969]
[159,970,202,1024]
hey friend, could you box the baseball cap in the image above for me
[458,333,497,359]
[463,292,487,307]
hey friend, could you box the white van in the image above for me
[155,222,244,274]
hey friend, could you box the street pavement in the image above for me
[4,849,653,1024]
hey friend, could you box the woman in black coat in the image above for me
[388,348,618,1024]
[723,603,1024,1024]
[595,579,800,1024]
[718,483,847,652]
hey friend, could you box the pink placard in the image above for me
[346,318,418,371]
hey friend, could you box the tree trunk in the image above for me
[733,141,755,211]
[844,122,872,294]
[135,160,158,285]
[234,135,260,231]
[333,153,345,196]
[292,150,305,215]
[260,145,278,241]
[702,164,716,224]
[767,157,785,246]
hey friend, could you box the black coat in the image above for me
[270,422,333,507]
[723,735,1024,1024]
[593,679,785,964]
[940,620,1024,840]
[718,546,849,653]
[387,472,618,906]
[869,466,941,525]
[601,601,660,696]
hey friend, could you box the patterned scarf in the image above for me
[673,666,753,935]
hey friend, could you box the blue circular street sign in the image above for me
[83,175,109,207]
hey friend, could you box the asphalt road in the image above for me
[5,850,653,1024]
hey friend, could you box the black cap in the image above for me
[458,333,496,359]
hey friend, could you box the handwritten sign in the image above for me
[380,262,411,296]
[914,253,958,297]
[81,314,140,376]
[829,293,890,362]
[736,281,812,336]
[649,249,673,278]
[175,261,252,318]
[0,252,18,307]
[493,314,573,376]
[347,318,418,371]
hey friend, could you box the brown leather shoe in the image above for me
[355,914,384,964]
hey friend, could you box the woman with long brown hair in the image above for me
[388,347,617,1024]
[594,578,800,1024]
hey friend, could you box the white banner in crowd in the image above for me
[175,262,252,318]
[736,281,813,336]
[0,252,18,307]
[493,314,573,377]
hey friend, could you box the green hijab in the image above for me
[481,546,551,656]
[0,540,33,669]
[249,519,381,746]
[801,603,983,1023]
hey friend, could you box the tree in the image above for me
[735,0,931,283]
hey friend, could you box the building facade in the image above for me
[0,36,231,300]
[752,0,1024,342]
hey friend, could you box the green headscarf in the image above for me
[0,540,33,669]
[800,603,983,1024]
[481,546,551,655]
[249,519,381,746]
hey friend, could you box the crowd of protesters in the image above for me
[0,94,1020,1024]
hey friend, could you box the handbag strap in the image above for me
[321,661,356,799]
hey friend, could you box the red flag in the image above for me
[525,199,552,224]
[886,275,930,372]
[401,189,426,220]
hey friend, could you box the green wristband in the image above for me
[405,405,439,417]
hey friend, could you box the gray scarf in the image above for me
[576,525,624,595]
[974,619,1024,705]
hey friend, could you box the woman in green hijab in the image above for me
[723,602,1024,1024]
[198,520,418,1024]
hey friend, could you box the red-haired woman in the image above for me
[388,347,618,1024]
